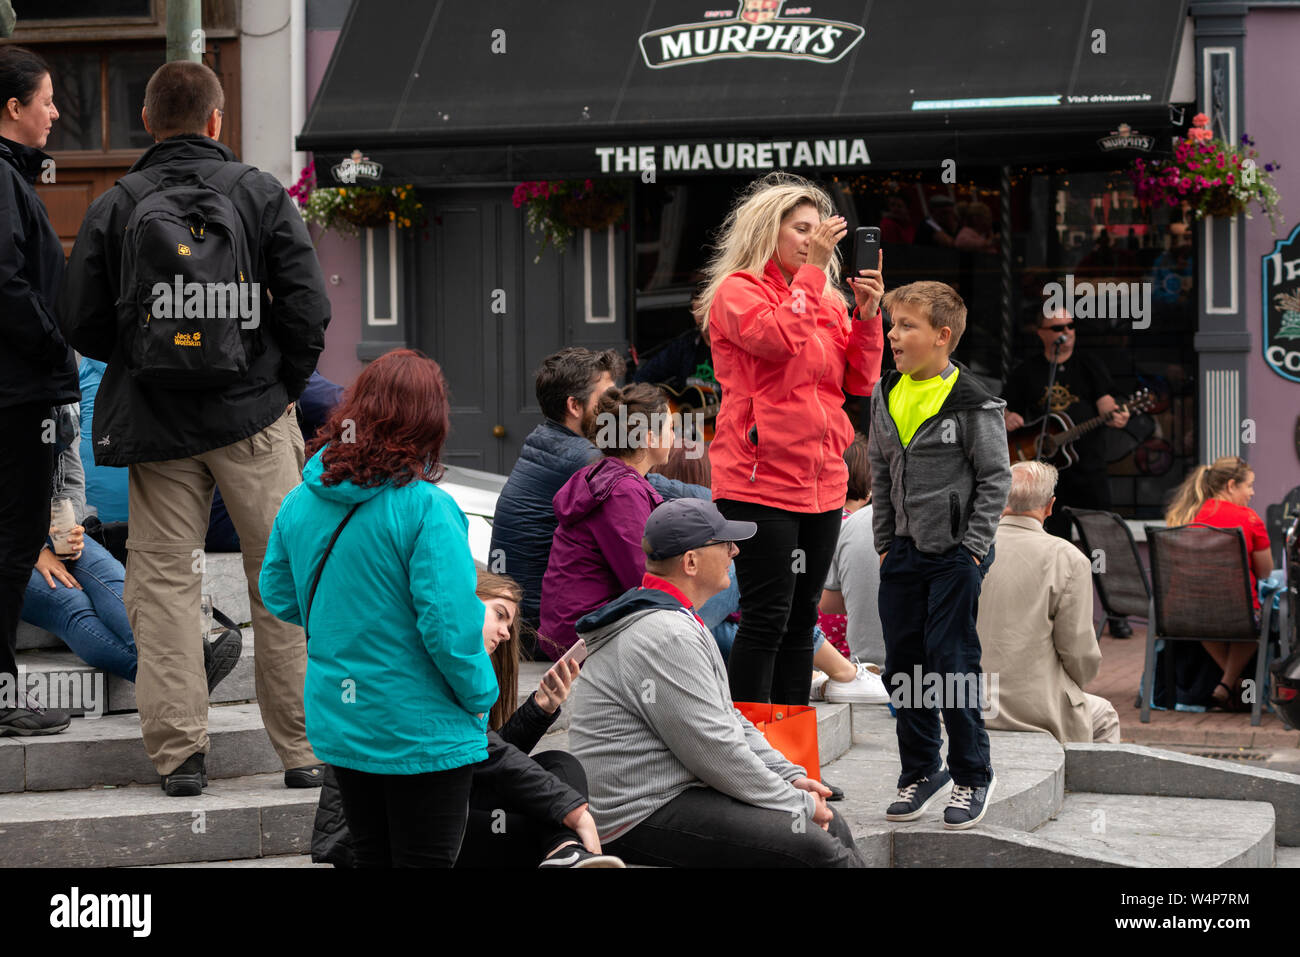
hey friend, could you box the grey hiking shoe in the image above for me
[0,695,71,736]
[203,627,243,694]
[885,768,952,821]
[943,774,997,830]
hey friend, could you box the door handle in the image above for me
[493,424,506,438]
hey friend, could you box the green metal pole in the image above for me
[166,0,203,63]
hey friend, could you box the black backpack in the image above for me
[115,162,258,390]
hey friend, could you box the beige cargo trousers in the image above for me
[125,405,317,775]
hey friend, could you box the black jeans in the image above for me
[0,403,57,683]
[456,750,588,868]
[333,764,475,868]
[715,500,842,705]
[607,785,864,868]
[878,536,994,788]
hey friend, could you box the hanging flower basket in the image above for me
[1129,113,1283,231]
[512,179,627,261]
[289,161,425,238]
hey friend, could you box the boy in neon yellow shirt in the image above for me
[867,282,1011,830]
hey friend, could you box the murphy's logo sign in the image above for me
[1264,223,1300,382]
[1097,123,1154,153]
[331,149,382,184]
[639,1,864,69]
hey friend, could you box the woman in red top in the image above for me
[1165,455,1273,709]
[695,172,884,704]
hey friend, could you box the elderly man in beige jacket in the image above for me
[977,461,1121,744]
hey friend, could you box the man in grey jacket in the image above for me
[567,498,864,867]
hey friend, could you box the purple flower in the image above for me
[1265,163,1275,172]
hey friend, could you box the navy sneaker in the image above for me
[943,774,997,830]
[538,847,626,868]
[885,768,952,821]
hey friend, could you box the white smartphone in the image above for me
[555,638,588,668]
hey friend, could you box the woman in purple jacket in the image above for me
[539,384,673,660]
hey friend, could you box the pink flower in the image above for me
[1192,112,1210,128]
[1226,173,1235,185]
[1216,154,1226,169]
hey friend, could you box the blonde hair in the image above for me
[881,281,968,352]
[692,172,846,327]
[1006,461,1058,513]
[1164,456,1253,526]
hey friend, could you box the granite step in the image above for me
[0,703,282,794]
[142,853,326,868]
[824,707,1066,867]
[14,644,257,718]
[0,771,317,867]
[1064,742,1300,846]
[1028,793,1275,868]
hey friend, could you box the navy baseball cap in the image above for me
[643,499,757,561]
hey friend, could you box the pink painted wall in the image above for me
[305,28,365,389]
[1244,8,1300,506]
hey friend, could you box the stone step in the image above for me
[16,621,63,651]
[0,703,282,794]
[142,853,326,868]
[1029,793,1275,868]
[0,771,317,867]
[1064,742,1300,846]
[824,708,1066,867]
[14,644,257,718]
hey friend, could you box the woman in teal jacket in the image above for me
[261,349,497,867]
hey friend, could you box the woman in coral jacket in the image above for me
[697,172,884,706]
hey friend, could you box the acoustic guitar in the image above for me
[1007,388,1154,470]
[657,382,720,442]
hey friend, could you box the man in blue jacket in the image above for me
[489,348,624,641]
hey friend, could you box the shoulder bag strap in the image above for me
[305,501,363,642]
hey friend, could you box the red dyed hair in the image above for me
[307,349,451,488]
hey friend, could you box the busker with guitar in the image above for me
[1002,306,1133,636]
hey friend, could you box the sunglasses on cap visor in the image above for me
[1043,322,1075,333]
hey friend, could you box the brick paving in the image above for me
[1086,625,1299,749]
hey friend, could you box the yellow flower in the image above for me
[338,188,345,196]
[389,210,396,221]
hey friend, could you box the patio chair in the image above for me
[1064,507,1150,640]
[1142,523,1272,726]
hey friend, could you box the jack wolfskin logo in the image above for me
[177,243,191,256]
[173,331,202,347]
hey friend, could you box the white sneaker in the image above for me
[825,663,890,704]
[810,671,830,701]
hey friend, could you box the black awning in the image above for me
[299,0,1189,182]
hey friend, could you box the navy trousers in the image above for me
[878,536,994,788]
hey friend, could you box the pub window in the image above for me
[44,47,163,154]
[28,0,154,20]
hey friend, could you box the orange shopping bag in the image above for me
[734,702,821,781]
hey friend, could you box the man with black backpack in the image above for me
[58,61,330,797]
